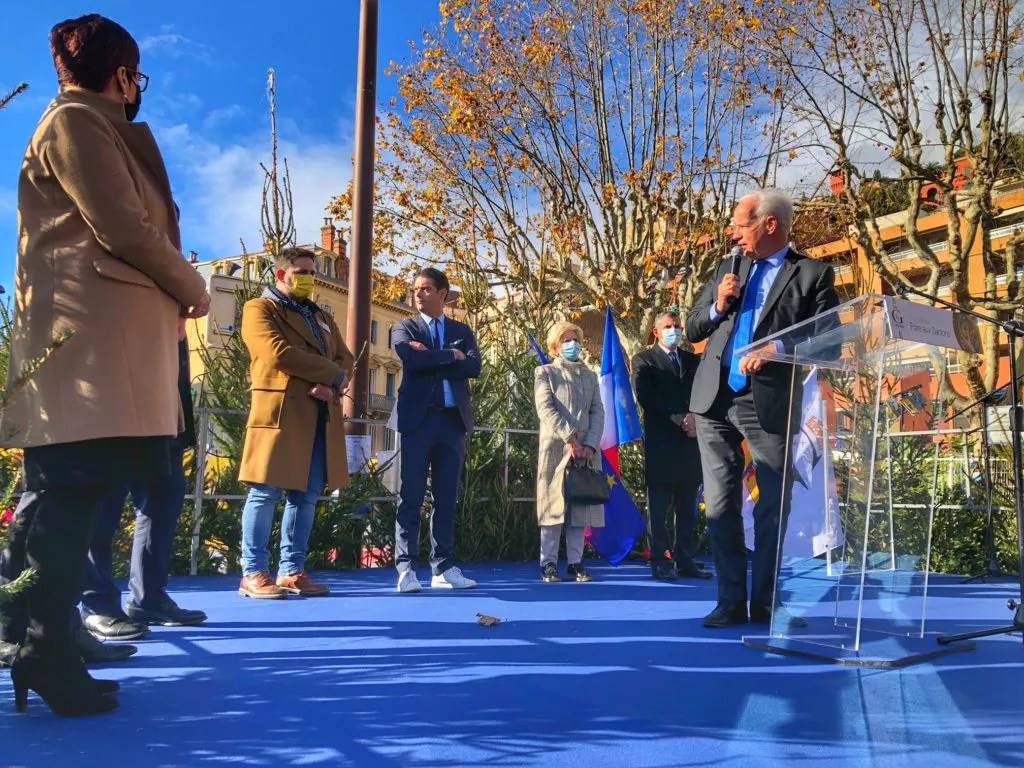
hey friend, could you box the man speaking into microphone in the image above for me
[685,189,838,628]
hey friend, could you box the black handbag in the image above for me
[563,459,610,505]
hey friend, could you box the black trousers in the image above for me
[1,437,169,659]
[0,491,37,643]
[646,450,701,565]
[694,386,792,607]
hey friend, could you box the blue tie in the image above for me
[430,318,442,350]
[727,261,766,392]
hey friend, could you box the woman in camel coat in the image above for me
[0,14,208,717]
[534,320,604,583]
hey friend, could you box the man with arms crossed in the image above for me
[391,267,481,592]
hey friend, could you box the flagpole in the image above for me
[822,391,834,578]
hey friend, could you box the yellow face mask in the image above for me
[290,273,314,300]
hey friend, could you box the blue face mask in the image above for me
[561,340,582,361]
[660,327,681,348]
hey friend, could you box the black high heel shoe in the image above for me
[11,653,118,716]
[86,676,120,695]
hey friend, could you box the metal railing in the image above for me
[367,393,395,413]
[187,408,1012,574]
[187,406,541,574]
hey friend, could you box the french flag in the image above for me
[587,308,646,565]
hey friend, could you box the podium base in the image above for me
[742,633,975,668]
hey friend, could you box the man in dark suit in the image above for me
[81,339,207,636]
[391,267,481,593]
[633,311,711,581]
[686,189,838,628]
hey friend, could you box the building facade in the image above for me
[802,175,1024,436]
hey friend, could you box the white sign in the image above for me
[883,296,981,354]
[987,406,1013,445]
[742,368,844,558]
[345,434,373,474]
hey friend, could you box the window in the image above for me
[386,372,395,398]
[945,349,962,374]
[387,325,394,349]
[370,319,378,345]
[369,367,377,393]
[836,410,853,432]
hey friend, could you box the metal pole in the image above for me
[962,437,970,500]
[344,0,379,436]
[855,346,889,653]
[190,409,210,576]
[885,404,897,572]
[921,440,941,637]
[821,393,834,577]
[1008,333,1024,644]
[503,430,510,490]
[978,404,999,576]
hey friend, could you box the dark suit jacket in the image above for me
[632,345,701,483]
[392,314,481,434]
[685,248,838,434]
[177,339,196,447]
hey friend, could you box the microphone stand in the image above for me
[892,284,1024,645]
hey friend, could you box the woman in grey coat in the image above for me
[533,321,605,582]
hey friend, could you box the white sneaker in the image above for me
[397,570,422,593]
[431,566,477,590]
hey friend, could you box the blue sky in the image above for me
[0,1,440,289]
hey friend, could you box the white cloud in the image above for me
[203,104,245,130]
[156,121,353,260]
[139,33,213,63]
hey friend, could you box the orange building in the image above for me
[805,174,1024,431]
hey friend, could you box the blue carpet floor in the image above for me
[1,561,1023,767]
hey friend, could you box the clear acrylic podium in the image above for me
[736,293,979,666]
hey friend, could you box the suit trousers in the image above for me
[394,408,466,576]
[646,448,701,565]
[81,438,188,616]
[695,385,791,607]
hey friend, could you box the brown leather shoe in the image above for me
[239,572,287,599]
[276,571,330,596]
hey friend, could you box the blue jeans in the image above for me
[240,413,326,576]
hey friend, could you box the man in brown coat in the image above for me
[237,246,353,599]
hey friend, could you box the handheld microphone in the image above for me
[729,245,742,276]
[725,245,743,309]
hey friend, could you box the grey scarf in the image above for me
[263,286,327,354]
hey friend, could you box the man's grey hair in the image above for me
[748,188,793,237]
[654,310,680,325]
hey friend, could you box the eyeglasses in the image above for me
[124,69,150,93]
